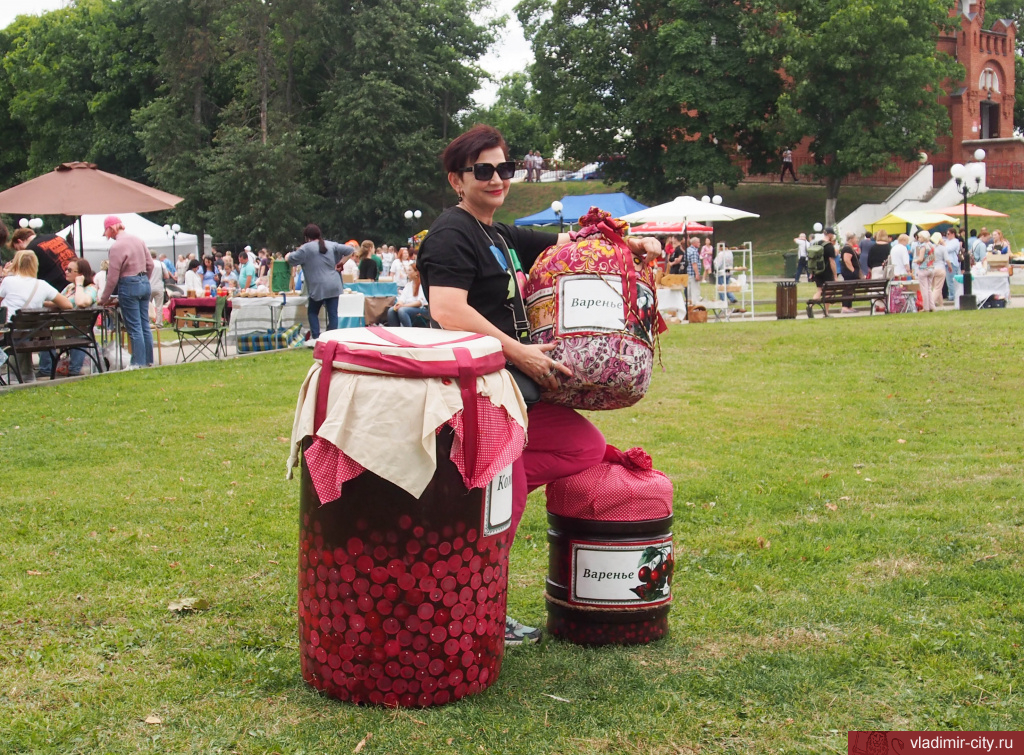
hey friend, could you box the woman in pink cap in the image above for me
[99,215,155,368]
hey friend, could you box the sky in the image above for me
[0,0,532,107]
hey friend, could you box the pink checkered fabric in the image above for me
[545,445,673,521]
[448,396,526,489]
[304,397,523,504]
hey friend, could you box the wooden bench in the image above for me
[2,307,104,383]
[807,279,888,318]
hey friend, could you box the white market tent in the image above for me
[57,213,212,270]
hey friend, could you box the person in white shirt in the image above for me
[0,250,72,381]
[386,263,428,327]
[714,245,736,305]
[944,229,961,302]
[889,235,911,277]
[183,259,204,295]
[793,232,810,283]
[149,251,169,326]
[389,247,412,287]
[381,246,396,274]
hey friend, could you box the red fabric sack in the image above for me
[545,445,673,522]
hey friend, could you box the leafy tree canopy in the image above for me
[520,0,785,202]
[770,0,963,224]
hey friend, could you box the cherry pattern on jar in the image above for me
[298,430,510,708]
[546,513,673,647]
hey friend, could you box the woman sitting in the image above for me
[0,250,72,381]
[417,124,660,644]
[60,259,99,376]
[386,263,428,327]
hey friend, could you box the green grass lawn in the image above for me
[3,309,1024,753]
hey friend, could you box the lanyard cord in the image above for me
[469,213,532,344]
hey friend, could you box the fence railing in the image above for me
[739,156,1024,190]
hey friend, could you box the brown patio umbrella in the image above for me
[0,162,183,256]
[933,203,1009,218]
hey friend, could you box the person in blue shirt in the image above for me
[238,251,258,290]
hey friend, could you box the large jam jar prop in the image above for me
[544,445,674,646]
[289,328,528,707]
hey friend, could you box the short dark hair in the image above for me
[441,124,509,173]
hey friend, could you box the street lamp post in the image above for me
[550,200,564,233]
[163,223,181,258]
[949,148,986,310]
[404,209,422,242]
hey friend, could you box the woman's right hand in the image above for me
[507,341,572,392]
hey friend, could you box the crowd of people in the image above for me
[664,234,744,312]
[0,210,431,382]
[796,224,1013,315]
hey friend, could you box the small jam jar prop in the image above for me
[544,445,674,646]
[288,328,529,707]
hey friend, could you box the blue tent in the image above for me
[513,192,648,226]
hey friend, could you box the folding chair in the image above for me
[175,296,228,363]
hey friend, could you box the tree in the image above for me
[520,0,784,202]
[1,0,157,182]
[771,0,964,225]
[463,72,555,159]
[311,0,494,239]
[134,0,228,253]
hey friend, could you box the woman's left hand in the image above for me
[626,236,663,265]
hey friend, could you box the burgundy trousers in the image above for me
[509,402,607,540]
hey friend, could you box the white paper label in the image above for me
[558,275,625,333]
[483,464,513,536]
[570,538,673,606]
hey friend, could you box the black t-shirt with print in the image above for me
[29,233,76,291]
[418,206,557,339]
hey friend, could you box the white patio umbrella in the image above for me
[621,195,759,225]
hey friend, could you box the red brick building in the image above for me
[744,0,1023,188]
[933,0,1024,185]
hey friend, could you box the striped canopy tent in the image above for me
[627,221,714,236]
[864,210,958,236]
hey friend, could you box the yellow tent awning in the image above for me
[865,211,958,234]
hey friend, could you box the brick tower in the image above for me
[935,0,1024,172]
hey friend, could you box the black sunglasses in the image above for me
[456,161,516,181]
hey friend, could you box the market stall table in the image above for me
[953,272,1011,308]
[278,292,366,331]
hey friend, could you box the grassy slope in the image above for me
[967,192,1024,252]
[2,309,1024,754]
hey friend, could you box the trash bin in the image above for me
[543,446,674,646]
[776,281,798,319]
[289,328,528,707]
[783,252,797,280]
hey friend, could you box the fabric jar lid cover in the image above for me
[312,326,506,378]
